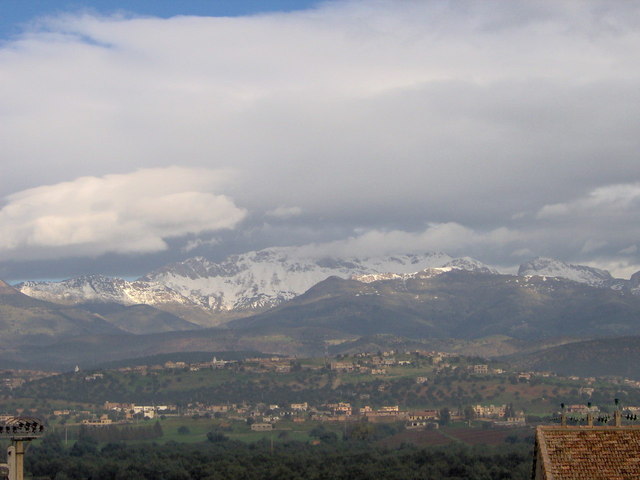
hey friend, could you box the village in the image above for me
[3,349,640,438]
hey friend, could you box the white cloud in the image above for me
[537,183,640,219]
[181,237,221,253]
[511,248,535,258]
[619,245,638,255]
[581,239,608,254]
[266,206,303,219]
[1,1,640,276]
[0,167,246,260]
[292,222,521,260]
[1,1,639,217]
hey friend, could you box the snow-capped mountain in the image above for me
[352,256,498,283]
[516,257,637,293]
[630,271,640,295]
[141,248,456,311]
[443,257,500,275]
[18,275,197,308]
[517,257,613,287]
[17,250,640,322]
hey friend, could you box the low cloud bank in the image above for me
[0,167,246,260]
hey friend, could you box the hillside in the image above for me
[78,303,201,334]
[230,270,640,340]
[0,326,317,370]
[505,336,640,380]
[0,280,124,343]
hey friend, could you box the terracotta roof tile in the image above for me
[536,426,640,480]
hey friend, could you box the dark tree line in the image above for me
[26,432,533,480]
[77,422,163,443]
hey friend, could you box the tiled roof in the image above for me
[536,426,640,479]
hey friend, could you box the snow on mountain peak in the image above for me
[16,247,502,316]
[18,275,194,307]
[443,257,499,274]
[517,257,613,287]
[352,256,497,283]
[142,249,456,311]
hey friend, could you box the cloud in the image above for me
[292,222,521,260]
[531,183,640,255]
[0,167,246,260]
[537,183,640,220]
[2,2,639,218]
[261,182,640,277]
[619,245,638,255]
[265,206,303,219]
[181,237,221,253]
[1,1,640,277]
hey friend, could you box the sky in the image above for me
[1,0,640,281]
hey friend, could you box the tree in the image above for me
[345,422,374,442]
[464,406,476,422]
[504,403,516,419]
[70,435,98,457]
[206,431,229,443]
[439,407,451,426]
[153,421,164,437]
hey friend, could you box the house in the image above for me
[473,404,506,418]
[326,402,352,415]
[164,361,187,369]
[471,364,488,375]
[82,415,113,426]
[378,405,399,414]
[492,416,526,427]
[359,406,373,415]
[251,423,273,431]
[564,404,599,414]
[533,421,640,479]
[330,362,355,372]
[407,410,439,422]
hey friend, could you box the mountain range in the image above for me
[518,257,640,292]
[17,250,474,324]
[17,249,640,323]
[4,249,640,369]
[229,269,640,340]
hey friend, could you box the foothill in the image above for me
[3,350,640,479]
[3,349,639,442]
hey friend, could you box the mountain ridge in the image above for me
[16,251,640,320]
[229,269,640,341]
[6,249,640,348]
[16,248,487,320]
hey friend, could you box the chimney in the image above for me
[614,409,622,427]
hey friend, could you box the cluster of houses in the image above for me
[8,351,640,437]
[0,369,55,390]
[70,398,535,431]
[245,403,442,431]
[52,397,640,434]
[108,357,239,376]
